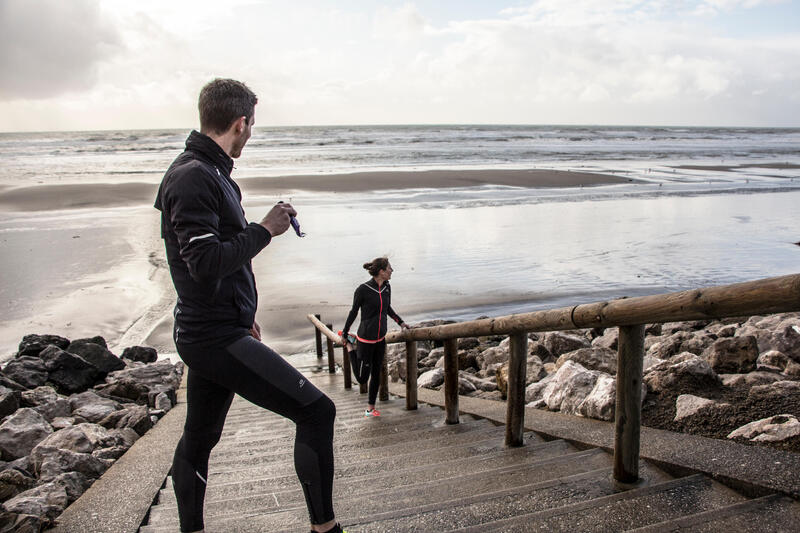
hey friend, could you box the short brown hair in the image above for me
[363,257,390,276]
[198,78,258,134]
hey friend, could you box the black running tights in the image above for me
[172,335,336,532]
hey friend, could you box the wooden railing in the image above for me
[308,273,800,484]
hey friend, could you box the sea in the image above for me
[0,125,799,356]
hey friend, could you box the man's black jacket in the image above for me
[154,130,271,345]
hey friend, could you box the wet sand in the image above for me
[0,169,632,211]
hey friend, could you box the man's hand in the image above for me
[250,321,262,341]
[259,202,297,236]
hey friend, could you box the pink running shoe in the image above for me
[364,408,381,417]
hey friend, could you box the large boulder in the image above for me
[541,332,591,358]
[0,408,53,460]
[68,391,122,423]
[2,357,48,390]
[542,361,598,414]
[0,386,20,420]
[458,372,498,392]
[0,468,36,501]
[644,353,721,393]
[30,446,111,482]
[702,336,759,374]
[646,331,692,360]
[38,346,100,394]
[20,386,59,407]
[103,360,182,407]
[121,346,158,364]
[525,373,555,405]
[1,480,69,523]
[16,335,70,358]
[555,347,617,375]
[728,414,800,443]
[65,340,125,375]
[576,373,616,421]
[756,350,791,373]
[674,394,726,422]
[526,356,548,385]
[747,380,800,402]
[417,368,444,389]
[479,346,507,368]
[591,329,618,350]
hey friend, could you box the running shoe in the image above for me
[364,408,381,417]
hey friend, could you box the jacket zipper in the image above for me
[377,284,383,338]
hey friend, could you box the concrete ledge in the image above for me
[50,379,187,533]
[389,383,800,499]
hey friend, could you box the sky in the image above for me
[0,0,798,132]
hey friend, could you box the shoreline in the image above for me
[0,168,633,212]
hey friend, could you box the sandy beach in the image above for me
[1,162,798,361]
[0,169,632,212]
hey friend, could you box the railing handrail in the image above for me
[380,273,800,344]
[308,272,800,485]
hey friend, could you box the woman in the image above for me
[342,257,410,417]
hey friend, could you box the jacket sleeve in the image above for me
[343,286,362,335]
[164,168,271,284]
[388,305,403,325]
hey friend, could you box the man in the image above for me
[155,79,343,533]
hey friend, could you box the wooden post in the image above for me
[443,338,459,424]
[326,323,336,374]
[379,355,389,402]
[405,341,418,410]
[314,314,323,360]
[342,345,352,390]
[505,332,527,447]
[614,324,645,484]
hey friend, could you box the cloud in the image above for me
[0,0,121,100]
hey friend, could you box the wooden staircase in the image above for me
[139,372,800,532]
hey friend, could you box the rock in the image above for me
[50,417,76,430]
[417,368,444,389]
[727,414,800,442]
[591,329,618,350]
[457,377,477,395]
[38,345,100,394]
[525,373,555,404]
[0,372,25,392]
[16,334,70,358]
[0,387,20,420]
[73,336,108,349]
[526,356,548,385]
[496,364,509,399]
[93,378,149,404]
[719,371,783,388]
[108,427,139,448]
[0,408,53,460]
[457,338,480,350]
[646,331,692,360]
[785,360,800,378]
[2,357,48,390]
[121,346,158,364]
[20,386,59,407]
[68,390,120,411]
[756,350,790,373]
[105,360,182,393]
[577,373,616,421]
[92,446,129,461]
[674,394,726,422]
[542,332,591,358]
[1,481,68,522]
[680,333,716,356]
[642,355,664,372]
[542,361,597,414]
[65,339,125,375]
[555,347,617,375]
[457,350,479,371]
[479,346,507,368]
[72,401,123,424]
[0,512,46,532]
[154,392,173,412]
[30,446,111,482]
[702,336,759,374]
[32,426,93,455]
[0,468,36,501]
[32,398,71,422]
[458,372,497,392]
[748,380,800,401]
[644,353,720,393]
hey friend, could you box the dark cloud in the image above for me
[0,0,121,100]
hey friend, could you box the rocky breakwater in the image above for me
[0,334,183,532]
[387,313,800,452]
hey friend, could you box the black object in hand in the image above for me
[278,201,305,237]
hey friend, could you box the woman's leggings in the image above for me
[353,340,386,405]
[172,335,336,532]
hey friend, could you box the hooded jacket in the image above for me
[343,279,403,343]
[154,130,271,345]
